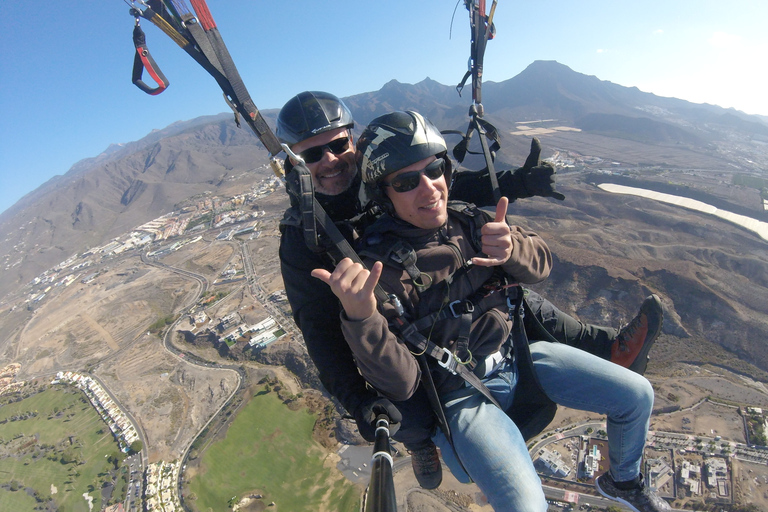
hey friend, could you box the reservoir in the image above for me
[598,183,768,243]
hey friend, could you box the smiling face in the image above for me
[383,156,448,229]
[290,127,357,196]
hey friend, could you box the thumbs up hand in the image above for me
[472,196,513,267]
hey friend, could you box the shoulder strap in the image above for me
[447,201,488,253]
[359,234,433,293]
[285,163,501,409]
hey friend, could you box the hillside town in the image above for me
[52,371,140,454]
[530,409,768,509]
[16,175,282,308]
[144,460,182,512]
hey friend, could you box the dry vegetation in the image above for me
[1,172,767,508]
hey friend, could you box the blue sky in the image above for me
[1,0,766,215]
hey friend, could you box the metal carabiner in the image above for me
[281,143,306,166]
[436,346,459,375]
[125,0,149,23]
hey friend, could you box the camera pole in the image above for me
[364,414,397,512]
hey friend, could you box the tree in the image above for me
[130,440,143,454]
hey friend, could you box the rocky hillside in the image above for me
[1,60,767,378]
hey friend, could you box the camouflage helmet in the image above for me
[356,111,449,186]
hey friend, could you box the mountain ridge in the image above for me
[1,59,766,296]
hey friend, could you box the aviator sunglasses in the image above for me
[298,136,351,164]
[382,158,446,193]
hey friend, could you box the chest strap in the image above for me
[411,270,518,372]
[286,159,504,412]
[390,315,502,409]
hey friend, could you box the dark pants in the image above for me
[523,289,617,361]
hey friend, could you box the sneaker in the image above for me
[409,442,442,489]
[596,473,671,512]
[611,294,663,375]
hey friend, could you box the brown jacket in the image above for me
[340,202,552,401]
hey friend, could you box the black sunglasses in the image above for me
[297,136,351,164]
[381,158,446,193]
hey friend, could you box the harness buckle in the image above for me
[506,296,515,320]
[436,347,459,375]
[449,299,474,318]
[388,294,405,318]
[506,295,524,321]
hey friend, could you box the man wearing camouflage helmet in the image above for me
[276,92,662,490]
[313,110,670,512]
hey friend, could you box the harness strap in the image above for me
[391,316,502,409]
[454,308,474,370]
[390,240,432,292]
[179,12,225,76]
[132,0,283,161]
[131,23,170,95]
[474,111,501,203]
[189,0,283,156]
[417,354,453,447]
[285,163,502,408]
[284,163,392,306]
[411,266,513,333]
[292,167,319,252]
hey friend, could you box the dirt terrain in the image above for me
[1,174,767,509]
[0,223,288,463]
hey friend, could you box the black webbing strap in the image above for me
[131,23,169,95]
[186,1,283,156]
[455,0,497,106]
[391,316,502,409]
[133,0,282,159]
[284,162,502,409]
[179,13,226,76]
[445,111,502,204]
[293,167,319,252]
[474,111,501,203]
[454,308,474,371]
[389,240,433,293]
[417,353,454,447]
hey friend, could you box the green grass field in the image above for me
[187,387,361,512]
[0,386,126,511]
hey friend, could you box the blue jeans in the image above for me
[433,341,654,512]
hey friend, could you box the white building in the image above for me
[583,445,600,479]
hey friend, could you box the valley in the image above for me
[1,61,768,511]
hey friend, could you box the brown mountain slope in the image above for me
[516,177,768,376]
[3,60,767,296]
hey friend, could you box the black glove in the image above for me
[353,396,402,442]
[511,138,566,201]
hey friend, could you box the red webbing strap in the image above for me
[188,0,216,30]
[132,24,169,95]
